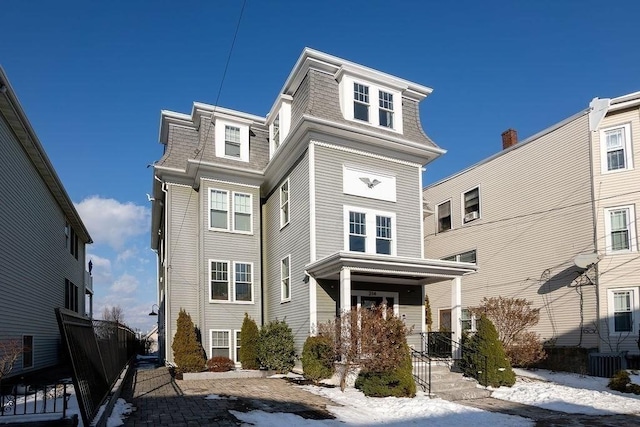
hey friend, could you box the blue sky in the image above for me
[2,1,639,332]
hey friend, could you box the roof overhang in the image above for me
[306,251,477,285]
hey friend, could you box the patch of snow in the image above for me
[106,398,132,427]
[230,410,338,426]
[268,372,304,379]
[205,394,237,400]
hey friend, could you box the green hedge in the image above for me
[301,335,335,382]
[257,319,296,373]
[355,345,416,397]
[239,313,260,369]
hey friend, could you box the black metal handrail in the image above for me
[1,382,70,418]
[420,332,488,386]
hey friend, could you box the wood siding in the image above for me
[424,113,598,348]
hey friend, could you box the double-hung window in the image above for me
[225,125,241,158]
[280,179,290,228]
[379,91,394,128]
[461,309,476,332]
[442,250,477,264]
[65,279,79,312]
[463,188,480,223]
[210,330,230,358]
[235,331,241,363]
[608,289,637,334]
[234,262,252,302]
[604,205,636,253]
[210,190,228,230]
[210,261,229,301]
[345,207,395,255]
[281,255,291,302]
[233,193,252,233]
[437,201,452,233]
[601,124,633,173]
[353,83,369,122]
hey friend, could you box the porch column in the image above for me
[451,277,462,359]
[340,267,351,313]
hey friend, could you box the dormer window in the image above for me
[215,118,249,162]
[379,91,393,128]
[225,126,241,158]
[273,114,280,149]
[353,83,370,122]
[339,75,403,133]
[268,96,292,159]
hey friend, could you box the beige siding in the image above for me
[592,106,640,353]
[424,113,598,348]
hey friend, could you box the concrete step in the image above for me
[413,361,492,401]
[433,388,493,401]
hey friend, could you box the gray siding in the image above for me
[200,180,262,359]
[0,111,86,376]
[314,143,423,259]
[424,113,598,348]
[263,151,311,355]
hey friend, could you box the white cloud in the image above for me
[76,196,149,250]
[110,273,139,294]
[116,248,137,263]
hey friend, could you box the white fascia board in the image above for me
[192,102,266,124]
[610,90,640,105]
[159,110,195,144]
[266,94,293,124]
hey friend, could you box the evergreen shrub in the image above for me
[461,315,515,387]
[609,370,640,394]
[172,308,206,374]
[257,319,296,373]
[301,335,335,383]
[239,313,260,369]
[355,344,416,397]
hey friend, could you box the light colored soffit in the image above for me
[608,90,640,112]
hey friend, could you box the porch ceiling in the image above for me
[305,251,477,285]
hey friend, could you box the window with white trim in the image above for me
[224,125,241,158]
[280,179,290,228]
[442,250,477,264]
[608,288,638,334]
[437,201,452,233]
[353,83,369,122]
[233,193,252,233]
[378,90,394,128]
[210,189,228,230]
[272,114,280,149]
[601,124,633,173]
[344,207,396,255]
[461,309,476,332]
[463,188,480,223]
[23,335,33,369]
[210,330,230,358]
[210,261,229,301]
[215,119,249,162]
[604,205,637,253]
[281,255,291,302]
[235,330,241,363]
[234,262,252,302]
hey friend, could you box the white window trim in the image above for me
[209,259,231,303]
[461,186,481,224]
[351,290,399,316]
[268,98,292,159]
[281,255,291,303]
[461,308,477,332]
[232,191,253,234]
[343,206,397,255]
[232,261,254,304]
[280,178,290,229]
[606,287,639,336]
[600,123,633,174]
[234,330,241,365]
[436,199,453,233]
[338,75,403,134]
[215,118,250,162]
[210,329,232,359]
[209,189,230,231]
[603,205,637,254]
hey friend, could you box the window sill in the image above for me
[347,117,400,133]
[208,228,254,236]
[280,299,291,304]
[219,155,249,162]
[605,249,637,255]
[280,221,290,230]
[209,300,255,305]
[602,167,634,174]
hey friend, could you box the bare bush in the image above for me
[472,296,545,367]
[0,339,23,382]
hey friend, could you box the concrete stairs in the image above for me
[415,362,492,401]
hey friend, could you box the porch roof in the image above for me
[305,251,477,285]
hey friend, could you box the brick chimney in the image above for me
[501,129,518,150]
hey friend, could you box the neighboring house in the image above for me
[423,91,640,356]
[0,67,93,378]
[150,48,477,366]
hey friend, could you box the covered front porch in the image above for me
[305,251,478,353]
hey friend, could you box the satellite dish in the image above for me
[574,253,599,269]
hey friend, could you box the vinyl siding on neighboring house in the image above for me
[0,108,86,375]
[424,113,598,347]
[592,106,640,353]
[313,142,423,259]
[200,179,262,358]
[262,150,311,354]
[165,183,200,363]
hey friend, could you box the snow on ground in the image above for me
[491,368,640,416]
[106,398,133,427]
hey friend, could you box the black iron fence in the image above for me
[56,308,136,426]
[1,382,71,418]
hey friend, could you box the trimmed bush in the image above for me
[206,356,235,372]
[301,335,335,383]
[257,319,296,373]
[239,313,260,369]
[355,344,416,397]
[609,370,640,394]
[172,308,206,374]
[461,315,515,387]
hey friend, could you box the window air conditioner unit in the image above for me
[464,211,479,222]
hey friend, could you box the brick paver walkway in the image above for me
[121,366,336,426]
